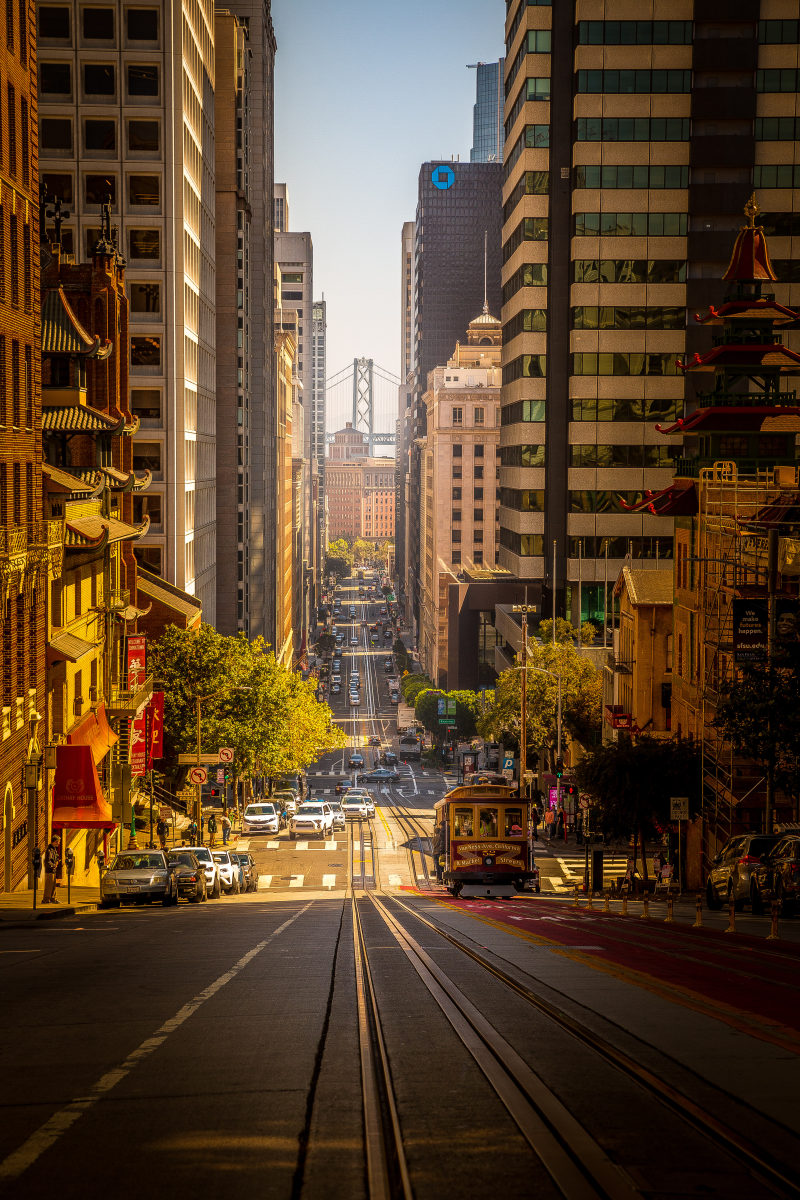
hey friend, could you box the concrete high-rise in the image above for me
[500,1,800,627]
[311,298,327,560]
[37,0,218,619]
[469,60,505,163]
[403,161,502,639]
[395,219,415,609]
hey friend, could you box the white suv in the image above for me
[243,802,280,835]
[182,845,222,898]
[342,796,370,819]
[290,803,334,840]
[346,789,375,817]
[212,850,240,895]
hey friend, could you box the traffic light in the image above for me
[555,758,564,778]
[564,783,577,798]
[209,787,220,799]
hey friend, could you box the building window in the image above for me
[452,531,461,544]
[129,282,161,313]
[42,172,73,204]
[576,69,692,93]
[83,62,115,94]
[474,550,483,564]
[577,20,692,44]
[451,551,461,564]
[37,5,70,38]
[39,61,71,94]
[133,545,162,574]
[573,352,678,376]
[82,6,114,38]
[452,487,462,501]
[126,8,158,40]
[576,117,690,141]
[503,355,547,384]
[474,487,483,500]
[575,164,689,189]
[572,305,685,330]
[474,509,484,523]
[132,441,161,472]
[474,408,484,426]
[128,228,160,259]
[127,64,159,96]
[128,174,160,205]
[131,388,161,419]
[130,335,161,368]
[452,407,463,426]
[127,119,159,152]
[84,118,116,152]
[85,174,116,206]
[452,510,461,523]
[574,211,687,236]
[573,259,686,284]
[756,69,800,93]
[753,164,800,189]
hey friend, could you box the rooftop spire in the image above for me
[723,192,777,285]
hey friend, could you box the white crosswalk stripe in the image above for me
[267,841,280,850]
[289,875,304,888]
[257,874,273,889]
[321,874,337,889]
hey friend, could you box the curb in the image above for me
[0,901,98,926]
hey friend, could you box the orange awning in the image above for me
[52,744,115,830]
[67,703,118,765]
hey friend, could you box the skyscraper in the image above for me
[37,0,218,619]
[311,298,327,561]
[403,161,502,637]
[499,2,800,626]
[469,60,505,163]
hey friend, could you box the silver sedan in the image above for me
[100,850,179,908]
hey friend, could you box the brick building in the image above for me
[326,425,395,542]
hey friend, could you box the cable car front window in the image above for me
[504,808,524,837]
[454,807,474,837]
[479,808,498,837]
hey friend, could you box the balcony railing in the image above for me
[675,456,797,479]
[106,673,154,719]
[0,525,26,556]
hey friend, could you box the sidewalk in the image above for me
[0,883,98,924]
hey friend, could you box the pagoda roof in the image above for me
[71,466,152,493]
[619,479,697,517]
[656,406,800,436]
[42,404,125,435]
[42,287,113,359]
[677,344,800,374]
[723,194,777,284]
[694,298,800,326]
[42,462,103,498]
[741,491,800,532]
[65,514,150,549]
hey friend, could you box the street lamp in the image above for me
[511,599,538,794]
[24,713,43,909]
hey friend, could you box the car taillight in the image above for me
[189,875,197,881]
[738,855,762,866]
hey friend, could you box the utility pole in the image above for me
[766,527,778,834]
[512,593,537,797]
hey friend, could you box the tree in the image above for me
[401,672,433,704]
[715,649,800,805]
[393,639,409,672]
[536,617,597,646]
[315,632,336,656]
[325,556,351,580]
[352,537,373,564]
[477,637,602,764]
[575,736,700,884]
[327,539,354,569]
[150,624,346,786]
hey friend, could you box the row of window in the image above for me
[503,354,547,385]
[451,486,486,501]
[503,216,548,262]
[753,165,800,190]
[43,170,160,207]
[755,117,800,142]
[500,528,544,558]
[40,61,159,98]
[569,444,676,468]
[505,27,551,100]
[505,78,551,138]
[38,5,159,43]
[41,115,160,154]
[759,19,800,43]
[576,69,692,94]
[502,398,546,425]
[567,536,674,559]
[572,305,685,330]
[0,337,34,430]
[574,259,686,284]
[503,170,549,224]
[451,443,485,457]
[575,164,689,190]
[570,490,649,513]
[505,124,550,178]
[5,0,28,67]
[500,487,545,512]
[575,117,690,143]
[756,69,800,92]
[506,0,551,55]
[450,406,487,427]
[573,352,679,377]
[577,20,692,45]
[572,396,681,422]
[574,211,687,237]
[0,209,33,312]
[499,443,546,468]
[502,263,548,304]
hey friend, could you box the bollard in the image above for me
[724,897,736,934]
[621,892,628,916]
[586,889,593,910]
[693,894,703,928]
[641,891,650,920]
[767,900,780,941]
[573,883,580,909]
[603,891,610,913]
[665,894,674,924]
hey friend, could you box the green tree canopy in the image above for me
[477,636,602,763]
[150,624,346,784]
[715,649,800,804]
[536,617,597,646]
[575,735,700,881]
[326,539,354,570]
[325,556,351,580]
[400,672,433,704]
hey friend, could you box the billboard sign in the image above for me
[732,599,767,663]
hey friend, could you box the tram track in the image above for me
[373,891,800,1200]
[386,798,433,891]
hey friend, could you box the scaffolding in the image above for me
[696,461,800,854]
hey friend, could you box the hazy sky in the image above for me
[273,0,505,416]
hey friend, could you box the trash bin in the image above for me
[591,847,604,894]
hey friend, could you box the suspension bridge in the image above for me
[326,358,401,455]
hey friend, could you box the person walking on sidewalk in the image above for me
[186,818,198,844]
[207,811,218,847]
[42,834,61,904]
[156,817,168,850]
[431,821,445,884]
[221,812,232,846]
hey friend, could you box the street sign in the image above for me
[177,753,219,765]
[579,797,589,811]
[670,796,689,821]
[159,805,172,820]
[188,766,208,785]
[216,769,225,784]
[523,770,534,783]
[503,755,515,771]
[218,747,234,763]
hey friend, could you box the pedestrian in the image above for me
[186,818,198,844]
[431,822,445,884]
[221,812,232,846]
[156,816,168,850]
[42,833,61,904]
[545,808,555,840]
[207,811,218,847]
[531,805,540,841]
[556,806,566,842]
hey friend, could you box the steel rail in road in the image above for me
[350,893,413,1200]
[366,892,641,1200]
[350,818,377,891]
[385,799,433,891]
[381,893,800,1200]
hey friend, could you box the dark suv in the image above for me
[706,833,780,911]
[752,835,800,914]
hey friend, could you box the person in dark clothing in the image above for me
[42,834,61,903]
[156,817,168,849]
[431,822,446,884]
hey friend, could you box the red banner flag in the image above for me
[127,634,147,689]
[148,691,164,767]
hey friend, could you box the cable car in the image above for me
[433,781,538,899]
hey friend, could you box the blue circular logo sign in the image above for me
[431,164,455,191]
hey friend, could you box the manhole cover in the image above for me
[329,863,344,867]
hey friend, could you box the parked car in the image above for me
[290,802,334,840]
[165,849,208,902]
[228,852,247,892]
[705,833,780,911]
[243,802,280,835]
[180,845,222,898]
[212,850,241,895]
[751,834,800,914]
[237,851,259,892]
[389,692,399,705]
[327,800,346,831]
[349,752,365,768]
[100,850,179,908]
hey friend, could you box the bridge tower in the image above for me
[352,357,375,454]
